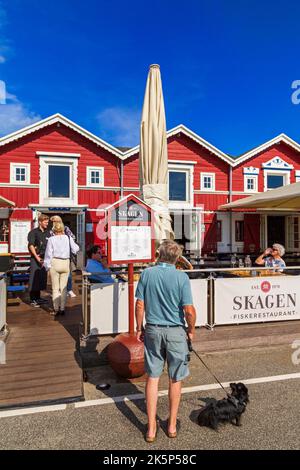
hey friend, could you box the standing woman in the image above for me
[50,215,77,298]
[44,221,79,317]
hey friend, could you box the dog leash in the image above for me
[187,336,231,398]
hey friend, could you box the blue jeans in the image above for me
[67,272,72,292]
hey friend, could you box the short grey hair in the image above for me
[158,240,182,264]
[273,243,285,257]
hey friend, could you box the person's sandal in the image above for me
[167,419,178,438]
[145,421,159,443]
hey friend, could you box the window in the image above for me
[10,163,30,184]
[16,167,26,182]
[201,173,215,191]
[216,220,222,242]
[267,174,284,189]
[235,220,244,242]
[263,158,291,191]
[39,155,78,206]
[244,175,258,193]
[293,218,299,249]
[48,165,70,198]
[247,178,254,190]
[0,219,9,242]
[287,216,300,250]
[87,167,104,187]
[168,164,193,208]
[169,171,187,201]
[296,171,300,183]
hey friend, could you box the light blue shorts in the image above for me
[144,324,190,382]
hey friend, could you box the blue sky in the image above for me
[0,0,300,154]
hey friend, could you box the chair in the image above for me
[11,273,30,285]
[7,285,26,305]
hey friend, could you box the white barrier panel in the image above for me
[90,282,131,335]
[214,276,300,325]
[190,279,207,327]
[89,278,208,335]
[0,277,6,330]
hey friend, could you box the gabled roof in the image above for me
[1,113,300,169]
[123,124,234,165]
[231,133,300,167]
[0,113,125,159]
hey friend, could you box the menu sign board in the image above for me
[107,194,154,264]
[10,220,31,253]
[111,199,150,223]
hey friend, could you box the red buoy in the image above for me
[107,333,145,378]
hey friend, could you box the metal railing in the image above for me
[82,265,300,335]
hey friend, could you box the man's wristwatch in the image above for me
[136,327,142,332]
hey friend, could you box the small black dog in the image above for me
[197,382,249,430]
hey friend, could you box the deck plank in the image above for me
[0,284,83,409]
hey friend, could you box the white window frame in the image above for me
[168,164,194,209]
[200,172,215,192]
[86,166,104,187]
[287,215,300,252]
[39,156,78,206]
[244,174,258,193]
[217,213,230,253]
[232,213,244,253]
[264,170,290,192]
[295,170,300,183]
[10,163,30,185]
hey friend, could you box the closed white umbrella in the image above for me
[219,181,300,210]
[140,64,173,242]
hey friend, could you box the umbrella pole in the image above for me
[128,262,134,335]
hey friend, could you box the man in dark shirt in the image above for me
[27,214,50,307]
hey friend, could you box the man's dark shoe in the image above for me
[37,298,48,304]
[59,310,65,316]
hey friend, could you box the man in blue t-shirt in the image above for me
[85,245,114,284]
[135,240,196,443]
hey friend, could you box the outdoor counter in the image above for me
[82,266,300,335]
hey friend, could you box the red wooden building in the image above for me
[1,113,300,260]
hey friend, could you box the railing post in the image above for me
[82,274,89,337]
[207,272,216,330]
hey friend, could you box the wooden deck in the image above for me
[0,281,83,409]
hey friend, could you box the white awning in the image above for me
[0,195,15,208]
[219,182,300,210]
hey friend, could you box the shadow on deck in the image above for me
[0,275,84,410]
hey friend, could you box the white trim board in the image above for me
[0,114,124,159]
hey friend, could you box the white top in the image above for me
[44,234,79,271]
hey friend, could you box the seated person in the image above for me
[255,243,286,271]
[85,245,115,284]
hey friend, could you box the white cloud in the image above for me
[0,55,5,63]
[97,107,140,147]
[0,93,41,135]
